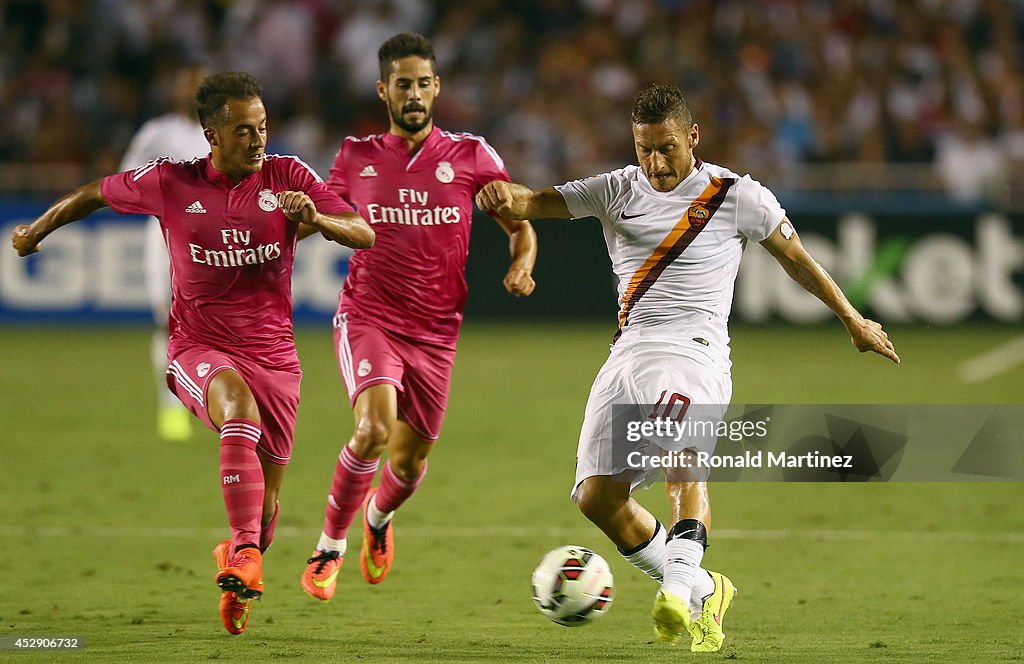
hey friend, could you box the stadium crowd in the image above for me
[1,0,1021,202]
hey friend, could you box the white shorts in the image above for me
[571,340,732,499]
[143,216,171,325]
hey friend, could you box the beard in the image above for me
[390,103,432,133]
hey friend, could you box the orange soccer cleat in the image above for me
[219,591,253,635]
[214,539,231,570]
[213,540,254,635]
[215,543,264,599]
[359,487,394,584]
[301,549,343,601]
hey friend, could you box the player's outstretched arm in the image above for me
[761,218,900,364]
[11,180,108,256]
[278,191,375,249]
[475,181,572,221]
[494,215,537,297]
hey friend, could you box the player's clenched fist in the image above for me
[11,224,41,256]
[474,181,509,214]
[476,180,527,219]
[277,190,317,224]
[504,266,536,297]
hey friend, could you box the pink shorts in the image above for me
[165,341,301,464]
[333,312,456,441]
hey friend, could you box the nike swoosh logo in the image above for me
[364,547,385,579]
[312,571,339,588]
[232,602,250,629]
[620,211,645,219]
[672,529,700,540]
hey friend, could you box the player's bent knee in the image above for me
[351,418,391,455]
[221,395,260,423]
[386,438,431,481]
[208,371,260,425]
[574,478,626,523]
[389,454,425,482]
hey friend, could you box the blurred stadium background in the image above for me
[1,0,1022,325]
[1,1,1022,661]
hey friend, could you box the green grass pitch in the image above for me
[1,323,1022,662]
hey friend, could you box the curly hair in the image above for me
[631,83,693,126]
[195,72,263,128]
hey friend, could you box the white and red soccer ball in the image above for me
[531,545,615,626]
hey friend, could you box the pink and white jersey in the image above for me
[328,126,509,344]
[101,155,353,371]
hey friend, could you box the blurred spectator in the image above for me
[332,0,432,99]
[934,117,1007,205]
[0,0,1021,206]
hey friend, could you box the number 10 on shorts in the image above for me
[649,390,690,423]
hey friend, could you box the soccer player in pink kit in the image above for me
[11,72,374,635]
[301,33,537,600]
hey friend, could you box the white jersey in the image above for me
[119,113,209,170]
[555,159,784,360]
[119,113,208,320]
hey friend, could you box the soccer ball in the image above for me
[531,545,615,626]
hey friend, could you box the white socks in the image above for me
[621,522,666,583]
[317,533,347,556]
[318,496,392,555]
[620,521,716,618]
[662,537,705,602]
[688,568,715,616]
[365,493,394,529]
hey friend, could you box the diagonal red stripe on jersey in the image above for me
[614,176,736,341]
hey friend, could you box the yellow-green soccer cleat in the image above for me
[688,571,737,653]
[651,589,691,644]
[157,405,193,442]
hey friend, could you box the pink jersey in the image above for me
[101,154,353,371]
[328,126,509,344]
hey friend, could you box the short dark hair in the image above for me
[631,83,693,126]
[195,72,263,128]
[378,32,436,82]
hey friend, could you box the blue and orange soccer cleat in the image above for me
[215,542,264,599]
[301,549,343,601]
[359,487,394,584]
[214,540,253,635]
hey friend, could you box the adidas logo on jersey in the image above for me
[185,200,207,214]
[359,165,378,177]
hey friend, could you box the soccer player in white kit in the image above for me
[476,83,899,651]
[119,65,210,442]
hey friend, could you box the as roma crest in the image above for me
[688,204,709,225]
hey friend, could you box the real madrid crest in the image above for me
[435,161,455,184]
[258,189,279,212]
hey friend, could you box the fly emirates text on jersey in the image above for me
[189,228,282,268]
[364,188,460,226]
